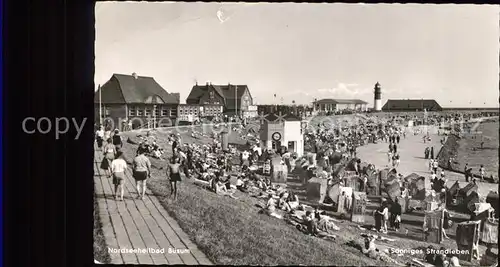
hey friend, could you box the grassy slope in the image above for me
[119,139,384,266]
[93,194,111,264]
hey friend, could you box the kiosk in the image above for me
[259,113,304,157]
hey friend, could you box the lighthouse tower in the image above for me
[374,82,382,111]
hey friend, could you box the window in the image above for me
[209,91,215,99]
[272,141,280,150]
[137,109,143,116]
[145,108,151,116]
[129,106,136,117]
[154,107,160,117]
[161,108,168,117]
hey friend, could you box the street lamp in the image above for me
[153,105,157,128]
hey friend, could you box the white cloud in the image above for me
[315,82,368,98]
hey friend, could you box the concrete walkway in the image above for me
[356,126,495,198]
[94,149,212,265]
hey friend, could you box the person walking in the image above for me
[375,200,389,233]
[103,128,112,144]
[464,163,469,182]
[172,138,178,155]
[433,160,439,174]
[96,126,105,150]
[177,148,189,179]
[112,129,123,152]
[430,147,434,159]
[101,139,117,178]
[167,157,182,200]
[111,151,127,201]
[479,165,485,181]
[394,153,401,168]
[389,199,402,232]
[133,148,151,200]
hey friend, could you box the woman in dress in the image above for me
[101,138,117,177]
[375,200,389,233]
[95,126,104,150]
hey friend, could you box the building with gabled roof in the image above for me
[186,82,256,118]
[95,73,180,130]
[259,113,305,156]
[382,99,442,112]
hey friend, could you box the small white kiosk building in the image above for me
[259,113,305,157]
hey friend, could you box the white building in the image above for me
[313,99,368,112]
[259,113,304,157]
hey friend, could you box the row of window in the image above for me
[128,107,178,117]
[103,106,221,117]
[129,107,171,117]
[179,110,198,115]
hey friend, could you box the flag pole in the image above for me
[235,85,238,119]
[99,84,102,126]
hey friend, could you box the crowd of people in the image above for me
[95,110,497,266]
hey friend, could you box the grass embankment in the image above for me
[119,140,383,266]
[438,122,499,182]
[93,194,111,264]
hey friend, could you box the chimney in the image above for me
[132,72,138,79]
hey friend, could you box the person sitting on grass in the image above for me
[286,192,300,210]
[302,211,319,236]
[278,192,293,213]
[214,176,237,199]
[235,175,247,192]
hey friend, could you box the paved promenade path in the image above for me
[356,126,495,198]
[94,149,213,265]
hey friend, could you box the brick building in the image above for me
[95,73,180,130]
[186,82,257,118]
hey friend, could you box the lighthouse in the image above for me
[374,82,382,111]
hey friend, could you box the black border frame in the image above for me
[2,1,498,267]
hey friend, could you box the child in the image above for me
[376,201,389,233]
[479,165,485,181]
[263,159,271,175]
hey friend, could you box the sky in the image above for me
[95,2,499,107]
